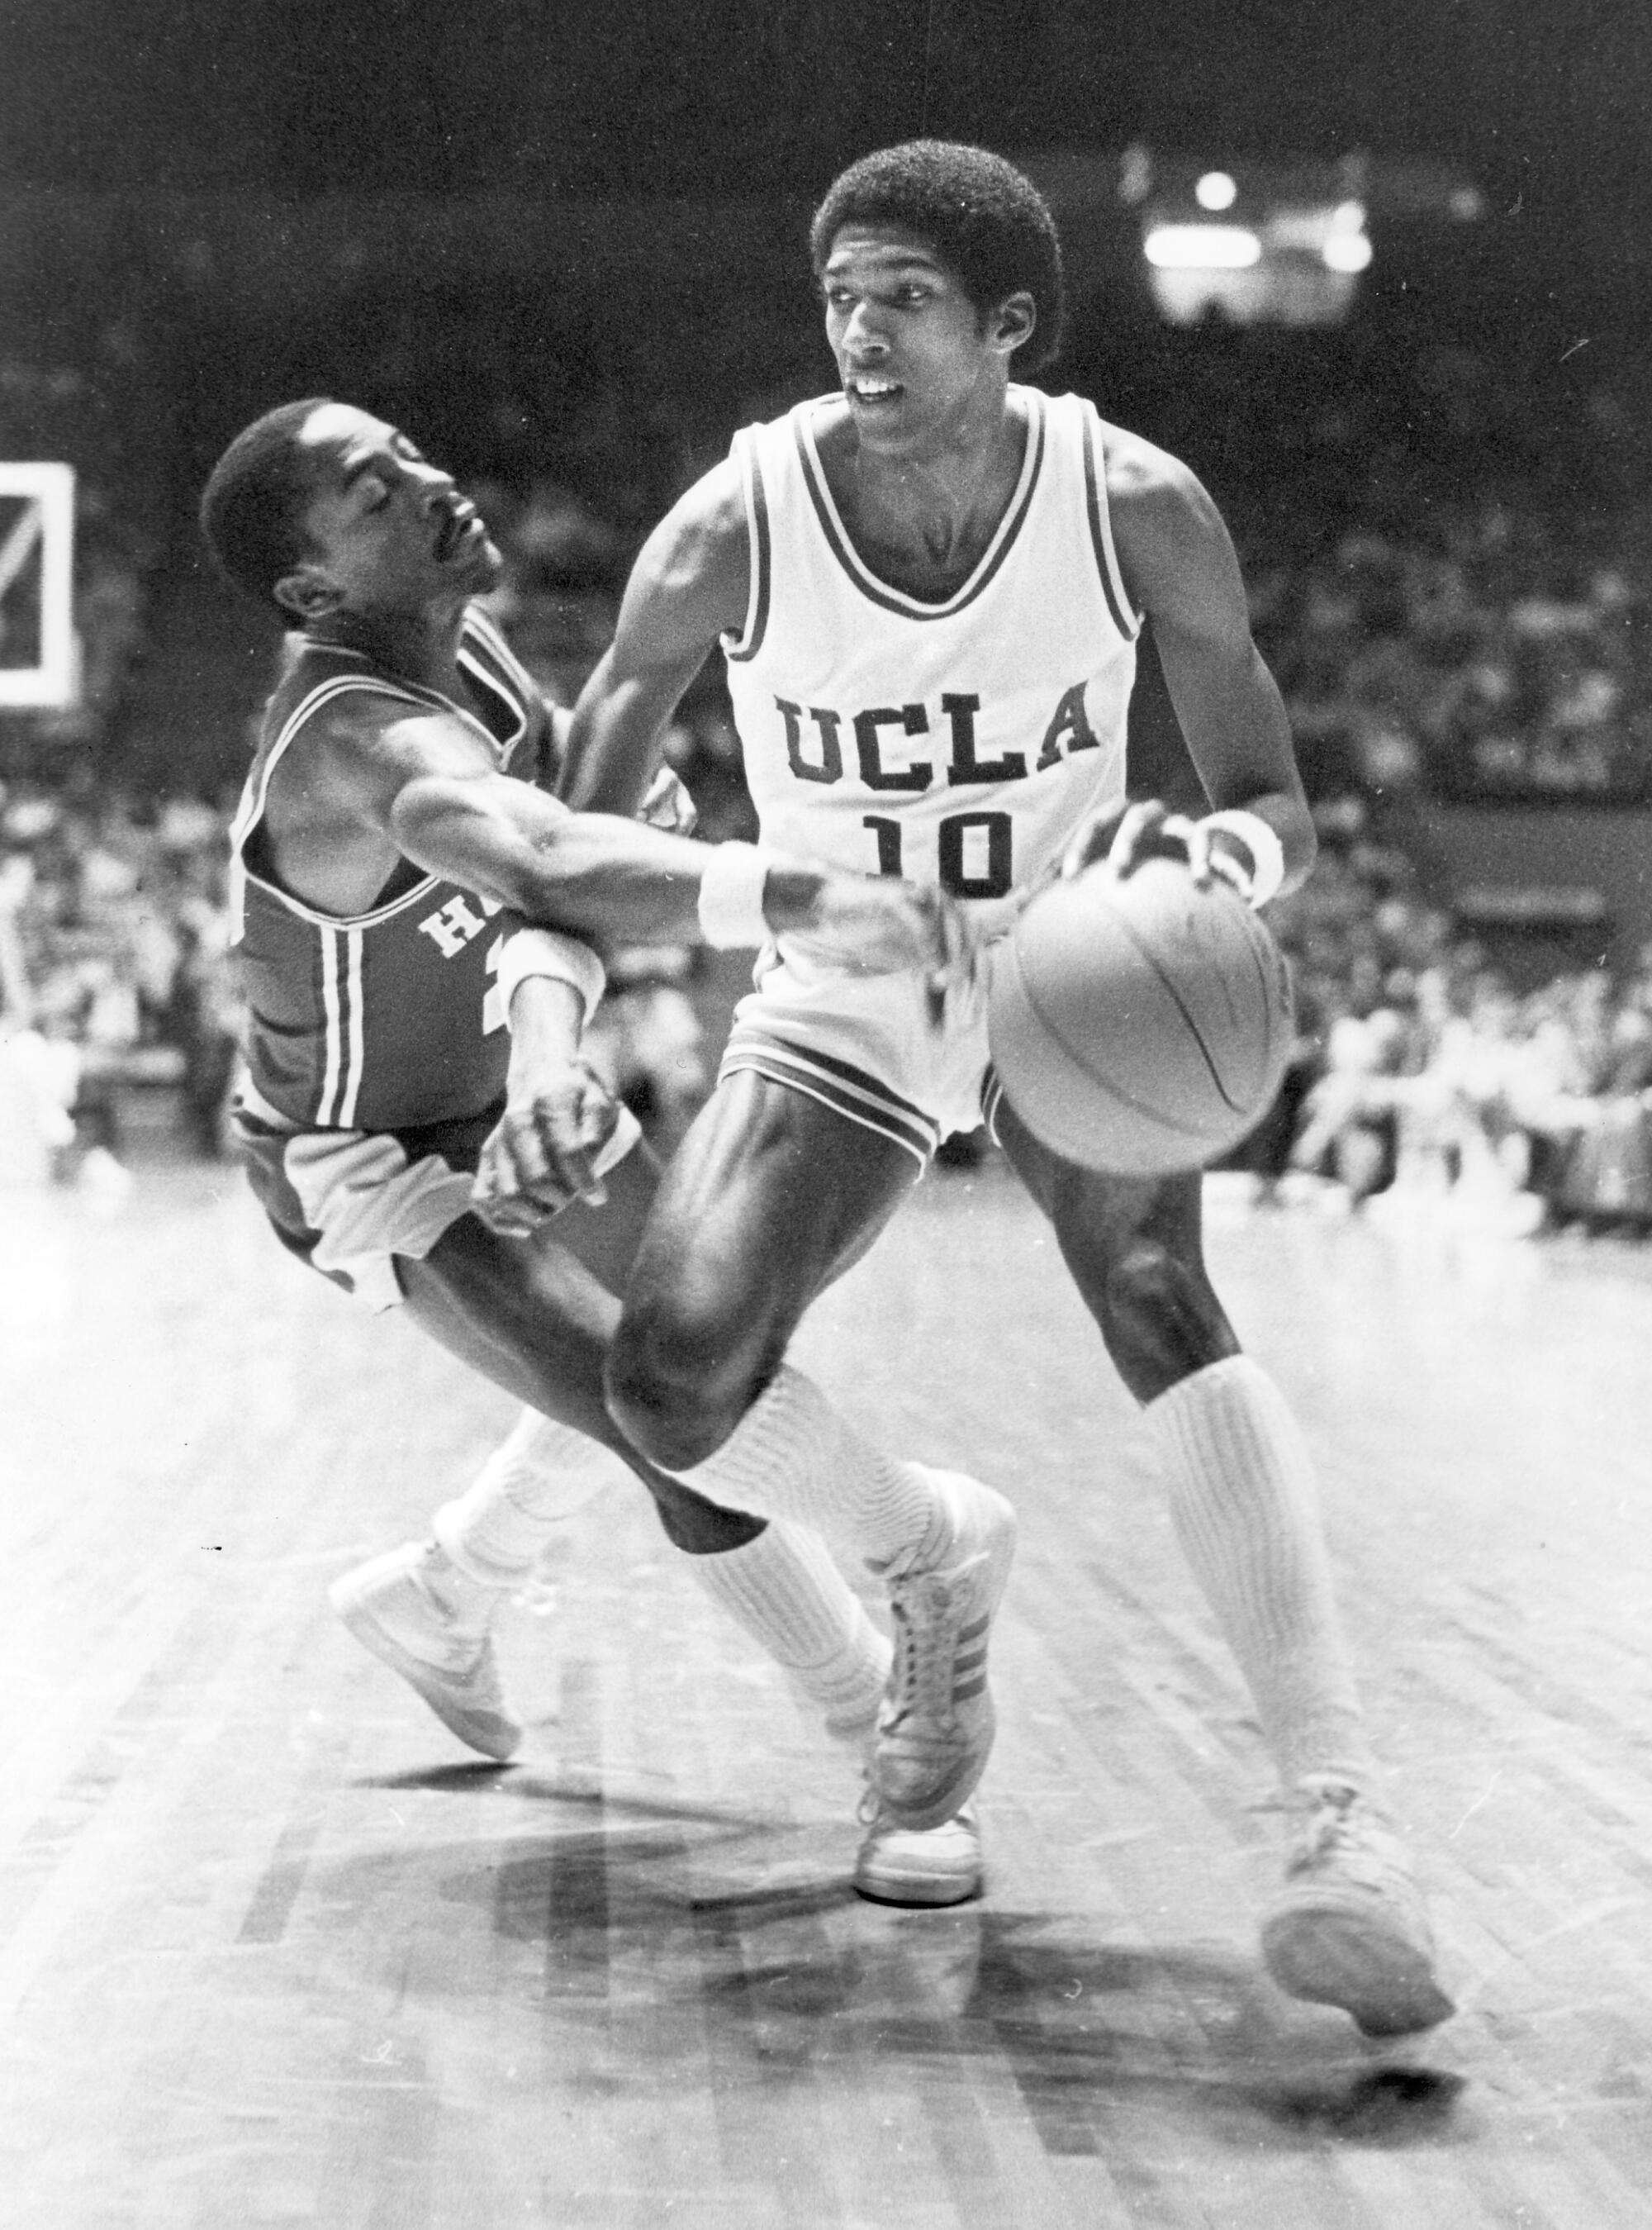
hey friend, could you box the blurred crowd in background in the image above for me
[3,280,1652,1232]
[1237,803,1652,1233]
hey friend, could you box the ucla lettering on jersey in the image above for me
[229,606,553,1130]
[720,388,1141,907]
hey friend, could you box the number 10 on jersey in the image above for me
[864,811,1014,900]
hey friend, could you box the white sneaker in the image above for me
[871,1467,1016,1833]
[854,1794,983,1907]
[1260,1775,1455,2037]
[329,1541,520,1762]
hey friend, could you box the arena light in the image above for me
[1322,231,1373,273]
[1194,171,1237,212]
[1143,225,1261,269]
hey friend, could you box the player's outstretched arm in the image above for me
[1080,433,1316,905]
[558,460,751,818]
[314,695,962,977]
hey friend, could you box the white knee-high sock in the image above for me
[687,1519,891,1747]
[1142,1355,1376,1792]
[666,1363,941,1571]
[434,1407,624,1588]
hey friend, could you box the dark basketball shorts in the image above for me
[231,1079,641,1310]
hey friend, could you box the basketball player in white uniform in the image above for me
[563,143,1455,2030]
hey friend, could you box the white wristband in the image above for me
[495,927,605,1025]
[696,841,771,949]
[1200,810,1286,909]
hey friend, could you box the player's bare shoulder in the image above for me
[620,452,751,654]
[261,685,390,825]
[1098,420,1219,540]
[1094,417,1241,620]
[268,684,491,839]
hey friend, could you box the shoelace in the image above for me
[883,1576,967,1733]
[1289,1781,1408,1895]
[1295,1790,1359,1867]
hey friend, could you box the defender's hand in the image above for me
[472,1058,621,1234]
[1060,798,1229,890]
[636,765,697,835]
[781,873,980,1030]
[779,871,976,977]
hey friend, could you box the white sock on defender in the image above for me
[1143,1355,1376,1791]
[686,1519,891,1746]
[434,1407,624,1589]
[666,1364,940,1570]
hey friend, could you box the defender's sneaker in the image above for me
[1260,1774,1455,2037]
[871,1467,1016,1833]
[330,1540,520,1762]
[854,1794,983,1907]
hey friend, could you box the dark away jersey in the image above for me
[229,606,554,1131]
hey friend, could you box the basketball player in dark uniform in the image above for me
[200,398,981,1904]
[561,145,1455,2031]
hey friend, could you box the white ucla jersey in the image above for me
[719,386,1141,907]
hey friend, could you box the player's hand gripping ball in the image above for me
[985,857,1294,1175]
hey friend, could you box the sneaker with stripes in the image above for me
[870,1467,1016,1833]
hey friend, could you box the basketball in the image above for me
[985,858,1295,1175]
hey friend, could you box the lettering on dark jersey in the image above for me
[417,891,502,958]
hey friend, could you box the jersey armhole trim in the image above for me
[230,673,445,934]
[454,644,528,762]
[1082,411,1145,642]
[461,603,519,671]
[458,607,534,750]
[233,856,444,935]
[231,673,413,899]
[721,430,771,664]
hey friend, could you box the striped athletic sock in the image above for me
[666,1364,943,1571]
[434,1407,625,1588]
[1143,1355,1378,1792]
[687,1519,891,1746]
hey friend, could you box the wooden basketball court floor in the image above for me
[7,1146,1652,2230]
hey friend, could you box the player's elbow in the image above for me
[387,781,479,886]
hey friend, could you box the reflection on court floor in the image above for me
[6,1158,1652,2226]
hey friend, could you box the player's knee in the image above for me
[1100,1238,1184,1330]
[605,1301,755,1474]
[1097,1239,1232,1399]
